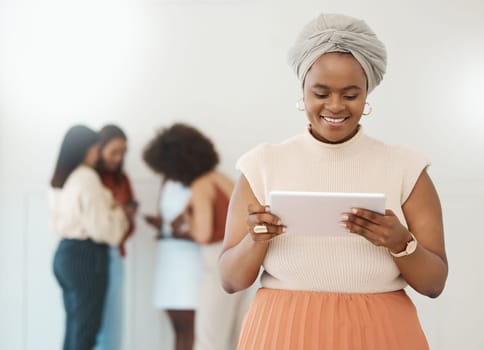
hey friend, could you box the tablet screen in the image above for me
[269,191,386,236]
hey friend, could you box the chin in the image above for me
[311,118,359,143]
[311,126,348,143]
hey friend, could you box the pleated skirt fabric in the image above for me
[237,288,429,350]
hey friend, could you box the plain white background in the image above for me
[1,0,483,349]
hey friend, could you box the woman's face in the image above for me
[303,52,368,144]
[84,144,100,167]
[100,138,127,172]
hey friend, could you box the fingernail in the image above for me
[340,222,347,228]
[277,220,282,225]
[282,227,286,233]
[265,206,270,212]
[341,214,349,220]
[351,208,358,214]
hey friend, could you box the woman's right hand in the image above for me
[144,214,163,230]
[247,203,286,243]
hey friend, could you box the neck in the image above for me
[309,125,360,144]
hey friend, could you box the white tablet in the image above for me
[269,191,386,237]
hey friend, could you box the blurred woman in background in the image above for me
[143,125,202,350]
[50,125,133,350]
[95,124,137,350]
[143,123,248,350]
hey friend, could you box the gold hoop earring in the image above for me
[296,98,305,111]
[362,102,373,116]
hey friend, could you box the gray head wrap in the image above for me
[288,13,387,93]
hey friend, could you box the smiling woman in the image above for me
[219,13,448,350]
[303,52,368,143]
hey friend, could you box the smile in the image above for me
[320,116,350,125]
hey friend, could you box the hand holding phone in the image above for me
[144,214,163,230]
[123,200,139,220]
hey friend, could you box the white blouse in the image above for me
[49,165,129,246]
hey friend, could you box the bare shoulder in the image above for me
[192,170,234,197]
[212,170,235,195]
[191,172,216,196]
[404,170,441,213]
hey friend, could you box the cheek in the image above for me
[89,150,98,164]
[351,100,366,115]
[303,94,323,114]
[113,153,123,164]
[107,151,124,167]
[101,148,111,160]
[101,149,116,164]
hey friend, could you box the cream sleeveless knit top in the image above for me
[236,126,430,293]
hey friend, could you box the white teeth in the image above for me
[322,116,347,123]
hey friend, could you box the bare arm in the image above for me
[218,175,285,293]
[395,170,448,297]
[343,170,448,298]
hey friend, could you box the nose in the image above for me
[325,96,346,114]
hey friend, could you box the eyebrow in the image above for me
[311,84,362,91]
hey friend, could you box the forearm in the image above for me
[395,245,448,298]
[219,233,268,293]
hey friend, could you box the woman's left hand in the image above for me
[341,209,412,253]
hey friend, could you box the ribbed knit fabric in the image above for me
[236,126,430,293]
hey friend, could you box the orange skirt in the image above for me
[237,288,429,350]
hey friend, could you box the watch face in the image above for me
[406,240,418,255]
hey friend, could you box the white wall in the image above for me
[0,0,483,349]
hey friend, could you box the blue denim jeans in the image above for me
[95,246,125,350]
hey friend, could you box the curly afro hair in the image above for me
[143,123,219,186]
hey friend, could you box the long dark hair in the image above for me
[50,125,99,188]
[95,124,127,183]
[143,123,219,186]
